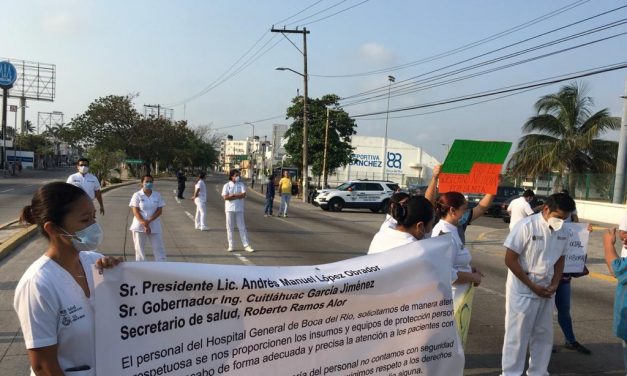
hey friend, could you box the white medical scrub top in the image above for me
[222,181,246,212]
[368,225,417,254]
[504,213,569,298]
[508,196,534,230]
[195,180,207,202]
[66,172,101,200]
[129,189,166,233]
[379,214,397,232]
[432,219,472,306]
[14,251,102,376]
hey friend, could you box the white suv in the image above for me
[314,180,399,213]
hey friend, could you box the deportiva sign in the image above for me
[94,237,464,375]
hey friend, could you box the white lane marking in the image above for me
[0,188,14,193]
[25,184,34,187]
[477,285,506,298]
[233,254,255,265]
[185,211,195,221]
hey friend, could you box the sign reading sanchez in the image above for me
[94,237,464,376]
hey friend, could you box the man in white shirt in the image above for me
[191,172,208,231]
[507,189,535,230]
[500,193,576,376]
[66,158,105,215]
[222,169,254,253]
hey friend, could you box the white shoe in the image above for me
[244,245,255,253]
[264,214,268,217]
[227,248,234,252]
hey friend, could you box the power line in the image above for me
[340,6,627,101]
[166,0,330,107]
[310,0,592,78]
[341,23,627,107]
[300,0,371,26]
[350,62,627,118]
[356,62,627,121]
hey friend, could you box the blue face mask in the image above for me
[144,182,153,190]
[60,222,104,251]
[235,176,241,183]
[459,209,472,227]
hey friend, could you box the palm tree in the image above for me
[508,82,620,192]
[24,120,35,133]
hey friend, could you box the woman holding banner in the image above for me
[432,192,484,346]
[14,182,122,375]
[368,195,435,253]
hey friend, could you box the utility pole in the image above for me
[323,107,330,189]
[613,79,627,204]
[271,26,310,203]
[382,75,395,180]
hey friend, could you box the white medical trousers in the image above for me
[501,292,554,376]
[194,198,207,230]
[226,211,249,248]
[132,231,166,261]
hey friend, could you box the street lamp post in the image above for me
[323,107,340,189]
[13,105,27,175]
[245,122,255,181]
[382,75,395,180]
[276,67,308,202]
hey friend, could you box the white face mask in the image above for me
[78,165,89,174]
[547,217,564,231]
[60,222,104,251]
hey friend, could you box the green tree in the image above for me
[24,120,35,133]
[284,94,356,185]
[507,82,620,192]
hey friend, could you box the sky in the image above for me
[1,0,626,162]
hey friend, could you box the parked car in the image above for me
[500,195,545,223]
[314,180,400,212]
[465,186,525,217]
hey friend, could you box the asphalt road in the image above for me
[0,174,623,375]
[0,168,74,224]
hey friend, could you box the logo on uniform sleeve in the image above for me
[557,236,567,240]
[532,235,544,241]
[60,310,71,326]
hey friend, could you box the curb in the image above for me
[0,180,139,262]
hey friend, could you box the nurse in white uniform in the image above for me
[500,193,575,376]
[431,191,483,309]
[369,195,435,254]
[13,182,121,376]
[192,172,208,231]
[129,174,167,261]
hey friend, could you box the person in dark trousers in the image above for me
[264,175,275,217]
[176,169,186,199]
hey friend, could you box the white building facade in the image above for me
[331,136,440,187]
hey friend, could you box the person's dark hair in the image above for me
[77,157,89,165]
[523,189,535,198]
[560,189,570,196]
[20,182,88,239]
[545,192,576,213]
[388,192,410,215]
[141,174,153,183]
[198,172,206,179]
[392,196,434,228]
[229,169,240,179]
[436,191,466,218]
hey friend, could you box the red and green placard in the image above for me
[439,140,512,195]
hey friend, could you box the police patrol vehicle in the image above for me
[314,180,400,213]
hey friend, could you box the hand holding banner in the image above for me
[94,237,464,376]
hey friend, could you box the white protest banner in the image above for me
[563,223,589,274]
[94,236,464,376]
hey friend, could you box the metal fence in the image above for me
[502,173,624,203]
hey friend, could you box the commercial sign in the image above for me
[0,61,17,89]
[94,237,464,375]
